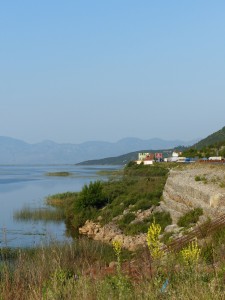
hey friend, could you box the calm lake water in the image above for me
[0,165,121,248]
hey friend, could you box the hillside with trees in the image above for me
[182,126,225,158]
[193,126,225,149]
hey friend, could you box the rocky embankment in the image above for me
[161,163,225,223]
[79,210,154,251]
[79,163,225,250]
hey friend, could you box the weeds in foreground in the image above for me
[0,222,225,299]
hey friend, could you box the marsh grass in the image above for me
[46,191,78,208]
[13,206,65,223]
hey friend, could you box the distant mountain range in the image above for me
[0,136,197,164]
[77,126,225,165]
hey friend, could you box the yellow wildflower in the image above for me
[181,239,201,266]
[112,240,122,257]
[146,219,163,260]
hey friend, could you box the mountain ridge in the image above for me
[77,125,225,165]
[0,136,197,164]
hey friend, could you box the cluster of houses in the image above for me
[136,152,224,165]
[136,152,164,165]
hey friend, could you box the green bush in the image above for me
[130,199,153,211]
[195,175,201,181]
[123,211,172,236]
[177,208,203,227]
[72,207,98,231]
[118,212,136,230]
[124,221,149,235]
[147,211,172,231]
[75,181,107,211]
[123,197,139,207]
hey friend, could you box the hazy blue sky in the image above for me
[1,1,224,144]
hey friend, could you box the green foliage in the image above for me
[124,221,149,235]
[130,199,153,211]
[182,126,225,158]
[48,163,170,235]
[211,226,225,245]
[68,181,108,230]
[72,207,98,232]
[194,126,225,150]
[118,213,136,231]
[124,163,169,177]
[100,164,168,225]
[100,274,133,299]
[195,175,208,183]
[177,208,203,227]
[220,182,225,188]
[45,171,72,176]
[161,231,174,244]
[75,181,107,211]
[126,160,137,168]
[195,175,201,181]
[13,206,65,223]
[201,244,214,263]
[123,212,172,236]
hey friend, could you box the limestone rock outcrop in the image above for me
[161,164,225,223]
[79,220,146,251]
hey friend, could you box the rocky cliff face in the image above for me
[161,164,225,223]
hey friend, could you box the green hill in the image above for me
[194,126,225,149]
[182,126,225,158]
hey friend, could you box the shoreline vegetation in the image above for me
[45,171,72,176]
[13,205,65,223]
[3,163,225,299]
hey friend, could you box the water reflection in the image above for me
[0,165,121,248]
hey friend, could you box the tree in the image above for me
[74,181,107,211]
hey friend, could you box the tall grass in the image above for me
[0,230,224,300]
[13,206,65,223]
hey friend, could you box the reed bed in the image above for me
[13,206,65,223]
